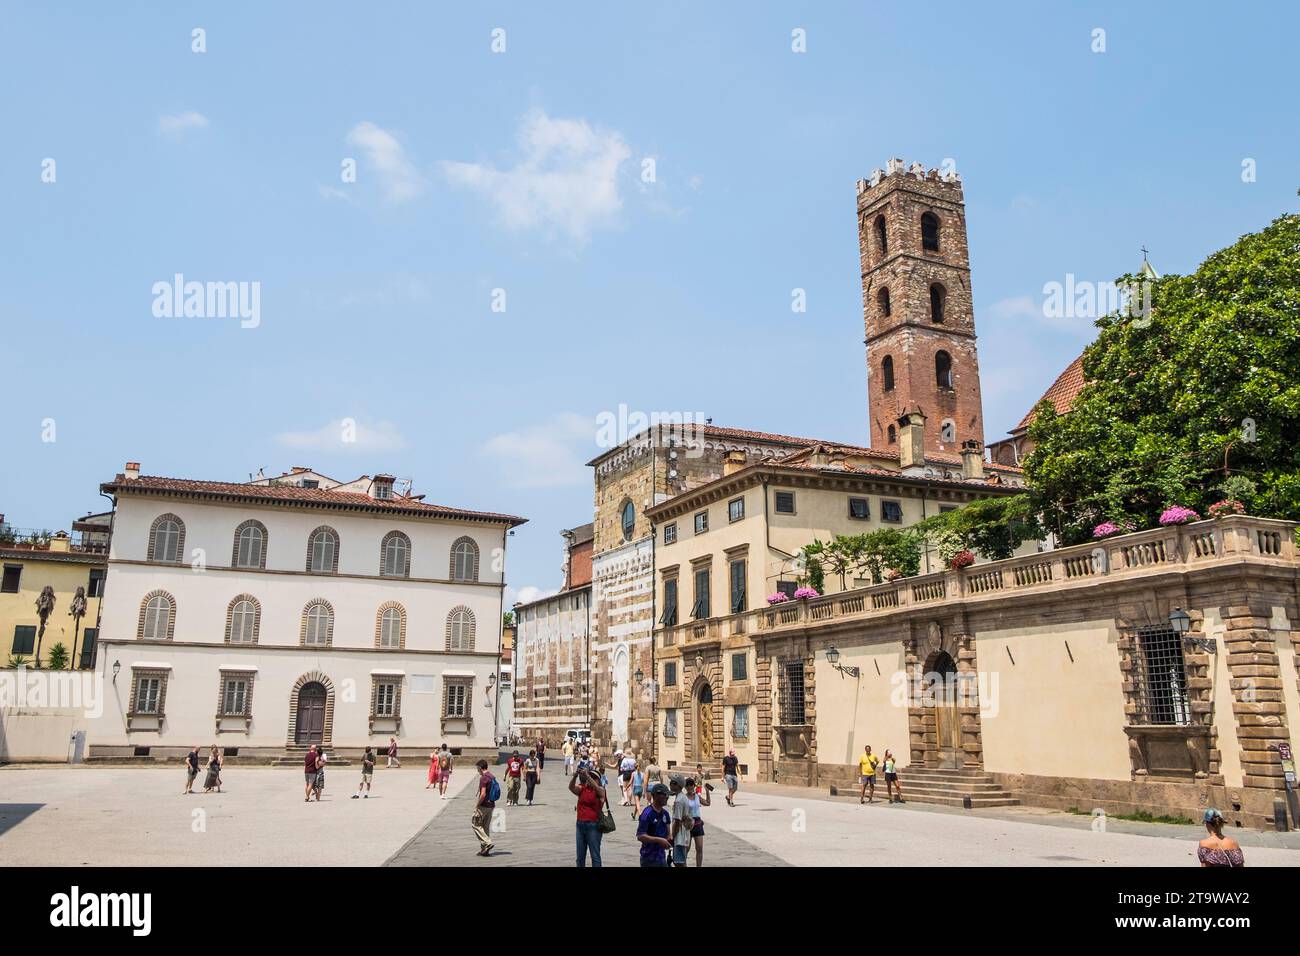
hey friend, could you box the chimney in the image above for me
[124,461,140,481]
[961,440,985,480]
[722,450,747,477]
[896,410,926,470]
[49,531,71,553]
[372,474,395,500]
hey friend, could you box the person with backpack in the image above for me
[353,746,375,798]
[472,758,498,856]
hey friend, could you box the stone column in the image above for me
[955,631,984,769]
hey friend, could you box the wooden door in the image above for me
[296,683,326,745]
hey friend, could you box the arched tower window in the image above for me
[877,288,891,318]
[930,284,946,324]
[882,355,895,391]
[887,424,897,444]
[935,350,954,389]
[921,212,941,252]
[621,499,635,542]
[874,215,888,257]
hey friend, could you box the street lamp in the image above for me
[825,645,860,679]
[1171,607,1216,653]
[634,667,644,685]
[112,660,121,684]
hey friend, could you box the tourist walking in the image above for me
[303,744,319,802]
[721,749,740,807]
[571,763,607,867]
[636,783,673,867]
[387,737,401,768]
[883,749,904,803]
[472,759,498,856]
[619,750,637,806]
[524,749,540,805]
[858,745,880,804]
[684,777,711,866]
[437,743,453,799]
[182,745,200,794]
[354,746,375,798]
[536,737,546,770]
[630,764,645,819]
[668,777,692,867]
[1198,809,1245,867]
[563,737,574,775]
[202,745,223,793]
[427,750,440,789]
[644,755,663,793]
[505,750,524,806]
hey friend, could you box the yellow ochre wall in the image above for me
[0,555,103,668]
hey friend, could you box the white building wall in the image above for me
[88,493,510,755]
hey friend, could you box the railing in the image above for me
[655,516,1297,646]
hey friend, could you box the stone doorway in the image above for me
[295,682,327,745]
[696,681,715,762]
[926,650,963,769]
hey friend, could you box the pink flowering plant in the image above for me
[792,586,820,600]
[1158,505,1200,526]
[1208,499,1245,518]
[947,550,976,570]
[766,592,791,605]
[1092,519,1136,539]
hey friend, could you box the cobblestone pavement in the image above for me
[387,773,788,867]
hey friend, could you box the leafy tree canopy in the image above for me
[1024,214,1300,544]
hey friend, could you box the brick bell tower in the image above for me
[858,159,985,458]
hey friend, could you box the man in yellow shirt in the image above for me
[858,745,880,804]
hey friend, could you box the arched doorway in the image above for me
[925,651,962,769]
[696,682,715,762]
[295,682,327,745]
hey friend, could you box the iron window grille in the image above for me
[1132,625,1192,725]
[778,660,806,725]
[774,491,796,514]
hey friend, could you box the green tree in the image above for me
[1024,214,1300,543]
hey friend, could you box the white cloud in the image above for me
[506,584,559,608]
[480,412,595,488]
[275,418,408,453]
[442,109,632,242]
[318,184,355,204]
[346,121,427,203]
[985,295,1043,323]
[158,111,209,139]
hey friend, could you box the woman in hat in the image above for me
[1197,809,1244,867]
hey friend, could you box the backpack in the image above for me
[487,775,501,803]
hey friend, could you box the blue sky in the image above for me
[2,1,1296,603]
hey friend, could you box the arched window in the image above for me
[450,537,479,582]
[921,212,941,252]
[930,284,946,324]
[226,595,260,645]
[376,603,405,650]
[306,527,339,573]
[621,500,636,542]
[232,520,267,569]
[138,591,176,641]
[877,287,891,318]
[936,350,954,389]
[882,355,895,391]
[301,600,334,647]
[887,424,897,444]
[874,215,888,256]
[380,531,411,578]
[447,606,476,651]
[148,514,185,563]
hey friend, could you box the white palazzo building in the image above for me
[87,464,525,760]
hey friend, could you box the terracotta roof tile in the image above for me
[1017,353,1086,430]
[102,475,527,526]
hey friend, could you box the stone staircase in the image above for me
[272,745,351,767]
[830,766,1019,809]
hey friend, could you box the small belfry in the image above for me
[858,159,985,457]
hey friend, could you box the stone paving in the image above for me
[387,771,787,867]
